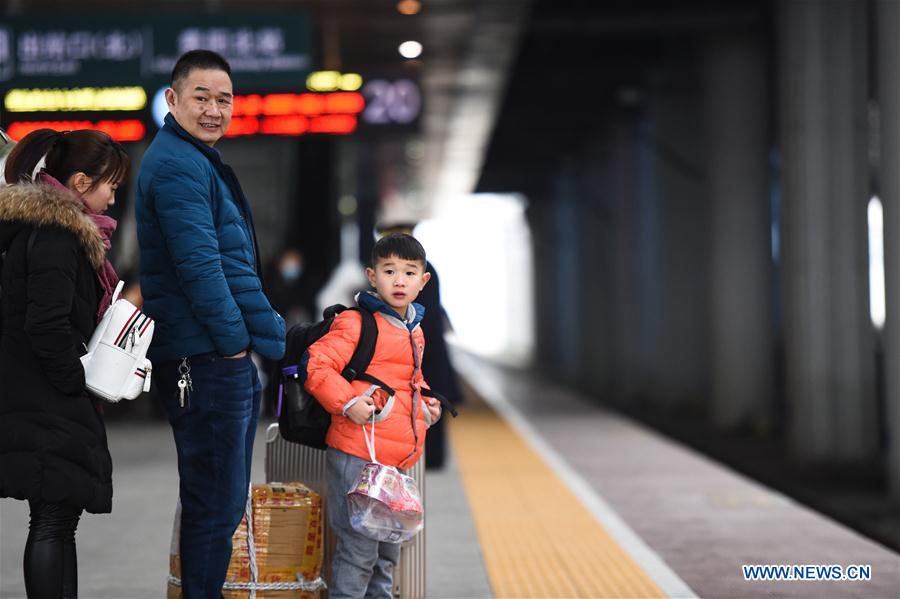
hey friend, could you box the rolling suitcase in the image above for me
[264,424,426,599]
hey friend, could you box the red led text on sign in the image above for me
[7,120,146,142]
[226,114,357,137]
[225,91,363,137]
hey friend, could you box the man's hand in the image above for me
[224,350,248,359]
[426,398,442,425]
[345,395,376,424]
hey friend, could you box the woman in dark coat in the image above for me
[0,129,129,598]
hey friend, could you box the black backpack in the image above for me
[276,304,390,449]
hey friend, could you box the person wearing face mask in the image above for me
[266,247,318,329]
[261,247,319,414]
[0,128,129,598]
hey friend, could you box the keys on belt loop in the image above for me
[177,357,193,408]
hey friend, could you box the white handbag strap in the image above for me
[111,280,125,304]
[362,411,377,463]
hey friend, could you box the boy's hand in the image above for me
[426,398,441,425]
[345,395,376,425]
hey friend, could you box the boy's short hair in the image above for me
[371,233,426,267]
[171,49,232,91]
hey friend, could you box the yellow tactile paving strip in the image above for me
[448,400,667,598]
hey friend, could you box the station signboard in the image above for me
[0,13,312,89]
[0,18,422,143]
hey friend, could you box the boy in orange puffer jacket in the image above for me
[303,233,441,598]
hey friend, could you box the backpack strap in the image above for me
[356,372,395,397]
[340,307,396,393]
[422,388,459,418]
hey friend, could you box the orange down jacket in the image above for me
[303,293,432,470]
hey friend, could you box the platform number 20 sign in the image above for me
[361,78,421,125]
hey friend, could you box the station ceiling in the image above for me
[477,0,767,197]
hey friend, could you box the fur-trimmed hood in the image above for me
[0,183,105,269]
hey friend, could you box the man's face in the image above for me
[166,68,233,146]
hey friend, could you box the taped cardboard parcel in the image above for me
[167,483,324,598]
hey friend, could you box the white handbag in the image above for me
[79,280,155,403]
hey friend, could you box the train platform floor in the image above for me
[1,351,899,598]
[449,351,900,598]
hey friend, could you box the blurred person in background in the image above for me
[0,128,129,598]
[263,247,319,412]
[136,49,284,598]
[266,247,317,328]
[376,223,462,469]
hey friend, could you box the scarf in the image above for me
[37,172,119,322]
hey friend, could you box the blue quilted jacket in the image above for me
[136,114,285,361]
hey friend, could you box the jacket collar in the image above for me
[164,113,224,165]
[0,182,106,268]
[357,291,425,332]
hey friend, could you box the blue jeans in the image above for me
[157,353,261,599]
[326,448,400,599]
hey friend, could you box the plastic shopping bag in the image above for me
[346,418,424,543]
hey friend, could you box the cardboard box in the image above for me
[168,483,324,598]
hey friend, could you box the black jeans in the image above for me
[24,499,82,598]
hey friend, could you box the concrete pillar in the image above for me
[549,161,583,384]
[703,32,773,430]
[778,0,876,461]
[576,141,614,396]
[354,139,378,265]
[645,68,709,407]
[525,179,580,384]
[526,202,556,369]
[828,2,877,461]
[635,115,664,400]
[876,0,900,495]
[608,116,644,402]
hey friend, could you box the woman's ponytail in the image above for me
[3,129,63,184]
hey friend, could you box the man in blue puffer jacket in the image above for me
[136,49,285,598]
